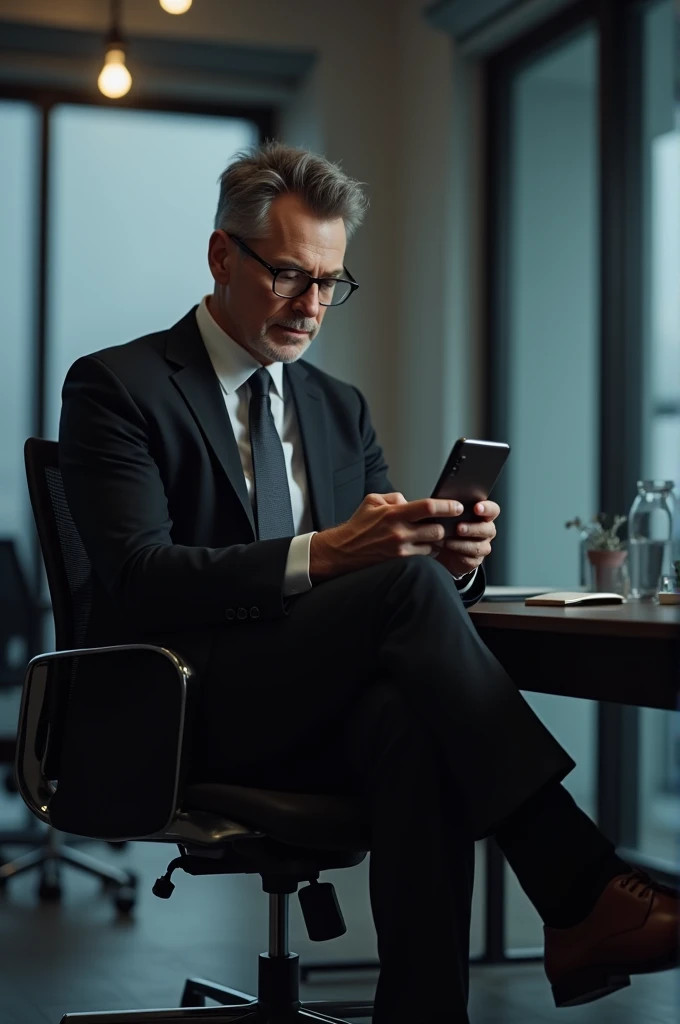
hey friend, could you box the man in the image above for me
[59,141,678,1023]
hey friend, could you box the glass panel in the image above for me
[637,0,679,870]
[501,25,599,951]
[0,101,38,578]
[46,105,258,439]
[506,28,599,589]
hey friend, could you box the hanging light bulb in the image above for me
[159,0,193,13]
[98,47,132,98]
[98,0,132,99]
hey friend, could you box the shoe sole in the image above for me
[552,953,679,1008]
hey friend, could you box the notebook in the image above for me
[525,591,625,607]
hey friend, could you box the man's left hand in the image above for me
[434,501,500,578]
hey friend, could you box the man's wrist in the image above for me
[309,529,340,582]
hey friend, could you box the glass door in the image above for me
[492,23,600,951]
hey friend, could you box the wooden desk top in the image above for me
[469,600,680,640]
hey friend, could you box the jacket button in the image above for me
[226,608,235,620]
[249,606,260,619]
[237,607,248,620]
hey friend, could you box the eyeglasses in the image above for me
[228,235,359,306]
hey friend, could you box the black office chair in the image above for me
[17,437,373,1023]
[0,535,132,906]
[0,538,41,842]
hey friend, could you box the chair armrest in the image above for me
[16,644,196,840]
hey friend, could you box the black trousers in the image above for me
[191,556,610,1023]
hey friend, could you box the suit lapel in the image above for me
[285,362,335,531]
[165,310,255,535]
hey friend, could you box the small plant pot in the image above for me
[586,548,628,595]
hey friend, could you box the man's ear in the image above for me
[208,229,230,285]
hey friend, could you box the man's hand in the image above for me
[433,501,500,579]
[309,492,464,582]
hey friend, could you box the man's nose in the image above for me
[292,283,320,319]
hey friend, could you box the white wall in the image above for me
[0,0,478,496]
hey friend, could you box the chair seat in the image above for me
[184,783,370,852]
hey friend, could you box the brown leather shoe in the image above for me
[544,870,679,1007]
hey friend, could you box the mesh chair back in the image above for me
[24,438,93,775]
[24,439,92,652]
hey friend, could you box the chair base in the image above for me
[61,1007,362,1023]
[0,838,136,911]
[59,954,373,1023]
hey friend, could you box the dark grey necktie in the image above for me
[248,367,295,540]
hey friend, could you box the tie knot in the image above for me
[249,367,272,399]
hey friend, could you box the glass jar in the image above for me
[627,480,674,600]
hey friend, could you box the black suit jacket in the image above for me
[59,307,485,675]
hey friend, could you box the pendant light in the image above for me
[98,0,132,99]
[159,0,193,13]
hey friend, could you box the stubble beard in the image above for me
[254,320,318,364]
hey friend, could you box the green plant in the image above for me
[565,514,627,551]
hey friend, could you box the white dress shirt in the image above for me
[196,296,314,596]
[195,296,477,596]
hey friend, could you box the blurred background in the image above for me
[0,1,678,1022]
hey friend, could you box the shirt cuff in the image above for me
[282,532,316,597]
[453,566,478,594]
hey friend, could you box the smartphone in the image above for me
[422,438,510,536]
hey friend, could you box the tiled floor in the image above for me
[0,809,677,1024]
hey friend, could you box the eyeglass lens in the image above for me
[274,270,351,305]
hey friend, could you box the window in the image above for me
[637,0,679,869]
[0,101,39,578]
[487,25,600,951]
[46,106,258,438]
[0,82,266,640]
[482,0,679,958]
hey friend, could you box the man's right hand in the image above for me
[309,492,464,582]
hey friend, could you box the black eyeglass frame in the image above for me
[228,234,359,306]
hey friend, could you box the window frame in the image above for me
[480,0,677,909]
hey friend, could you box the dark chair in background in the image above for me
[17,437,374,1023]
[0,538,42,847]
[0,454,138,911]
[0,537,132,906]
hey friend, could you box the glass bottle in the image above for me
[627,480,674,600]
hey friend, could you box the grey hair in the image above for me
[214,140,369,241]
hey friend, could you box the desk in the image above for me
[469,600,680,711]
[467,599,680,963]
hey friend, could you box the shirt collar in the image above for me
[195,295,284,399]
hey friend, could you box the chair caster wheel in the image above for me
[115,888,135,914]
[38,880,62,902]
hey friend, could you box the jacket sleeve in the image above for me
[59,355,292,630]
[353,385,394,495]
